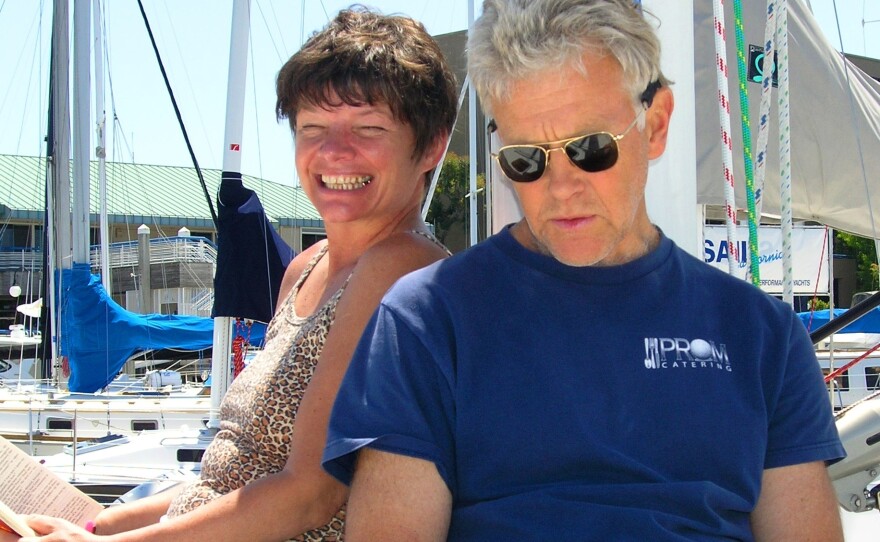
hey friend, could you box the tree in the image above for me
[835,231,879,292]
[426,152,485,251]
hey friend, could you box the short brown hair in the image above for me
[276,6,458,158]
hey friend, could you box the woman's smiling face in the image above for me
[294,94,439,227]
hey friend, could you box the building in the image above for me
[0,154,325,327]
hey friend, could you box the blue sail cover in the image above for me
[59,263,266,392]
[213,173,295,322]
[798,308,880,335]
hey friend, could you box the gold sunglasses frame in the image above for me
[491,104,647,182]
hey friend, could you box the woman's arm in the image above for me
[24,233,448,542]
[92,486,181,534]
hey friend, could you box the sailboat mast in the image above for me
[208,0,251,428]
[46,0,72,384]
[72,0,91,266]
[94,0,110,291]
[467,0,479,247]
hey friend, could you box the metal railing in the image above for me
[190,290,215,313]
[0,236,217,272]
[91,236,218,268]
[0,249,42,271]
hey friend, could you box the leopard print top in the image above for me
[166,243,345,541]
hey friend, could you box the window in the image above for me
[33,225,43,250]
[188,230,215,243]
[131,420,159,431]
[301,229,326,251]
[0,225,34,249]
[46,418,74,430]
[177,448,205,462]
[822,368,849,391]
[866,366,880,391]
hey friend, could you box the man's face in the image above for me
[490,53,672,267]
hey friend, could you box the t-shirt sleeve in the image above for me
[763,310,846,469]
[322,300,457,492]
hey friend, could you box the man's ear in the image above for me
[645,86,674,160]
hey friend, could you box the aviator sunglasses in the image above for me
[489,80,662,183]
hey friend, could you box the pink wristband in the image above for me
[85,520,97,534]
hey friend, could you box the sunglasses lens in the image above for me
[497,147,546,183]
[565,133,618,172]
[496,132,621,182]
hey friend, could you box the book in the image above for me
[0,436,102,537]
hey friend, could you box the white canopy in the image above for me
[693,0,880,239]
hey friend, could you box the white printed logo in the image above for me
[643,337,731,372]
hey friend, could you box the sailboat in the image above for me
[31,0,298,503]
[0,0,208,455]
[0,0,288,474]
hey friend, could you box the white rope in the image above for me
[777,0,794,306]
[753,0,776,219]
[713,0,739,274]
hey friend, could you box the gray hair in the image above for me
[467,0,669,114]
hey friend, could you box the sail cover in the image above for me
[59,263,266,392]
[798,308,880,335]
[693,0,880,239]
[212,173,295,323]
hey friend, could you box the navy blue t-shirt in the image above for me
[324,227,844,541]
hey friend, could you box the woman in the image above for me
[23,7,458,541]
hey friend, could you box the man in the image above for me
[323,1,846,540]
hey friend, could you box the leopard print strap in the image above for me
[281,232,446,324]
[409,229,452,256]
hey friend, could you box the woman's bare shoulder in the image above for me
[277,240,328,303]
[351,231,448,289]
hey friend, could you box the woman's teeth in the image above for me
[322,175,373,190]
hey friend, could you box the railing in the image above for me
[190,290,215,314]
[0,237,217,272]
[91,236,218,268]
[0,249,42,271]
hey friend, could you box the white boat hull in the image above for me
[0,388,210,455]
[37,429,210,505]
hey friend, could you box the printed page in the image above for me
[0,436,102,533]
[0,499,35,537]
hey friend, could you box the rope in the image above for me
[732,0,760,285]
[753,1,776,222]
[231,318,253,378]
[777,0,794,306]
[713,0,739,274]
[232,335,246,378]
[135,0,217,227]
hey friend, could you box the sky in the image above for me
[0,0,877,190]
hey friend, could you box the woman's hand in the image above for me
[18,515,98,542]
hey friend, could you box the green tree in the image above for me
[426,152,485,249]
[808,297,829,311]
[835,231,879,292]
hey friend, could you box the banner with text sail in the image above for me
[702,225,830,295]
